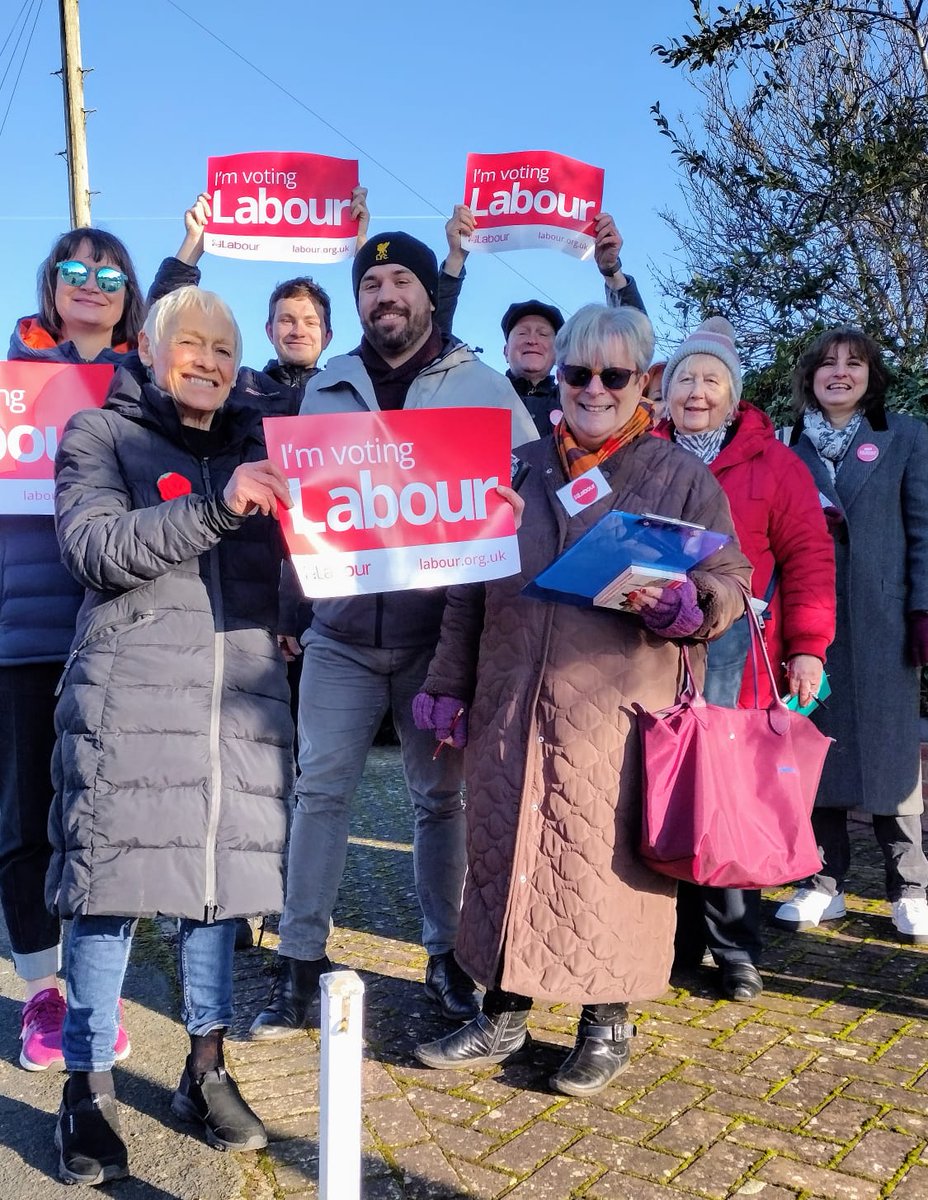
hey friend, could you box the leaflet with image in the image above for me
[594,564,687,611]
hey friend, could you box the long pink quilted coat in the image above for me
[424,434,751,1005]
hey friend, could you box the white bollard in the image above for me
[319,970,365,1200]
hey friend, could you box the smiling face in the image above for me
[357,264,434,365]
[812,341,869,427]
[53,237,127,345]
[140,308,237,428]
[504,316,557,385]
[267,295,332,368]
[667,354,734,434]
[557,335,648,451]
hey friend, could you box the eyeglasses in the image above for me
[560,364,639,391]
[55,260,128,293]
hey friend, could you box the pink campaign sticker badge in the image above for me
[570,478,598,506]
[857,443,879,462]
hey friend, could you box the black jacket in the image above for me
[48,366,293,920]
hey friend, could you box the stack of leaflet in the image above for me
[523,510,731,610]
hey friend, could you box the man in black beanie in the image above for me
[251,232,536,1038]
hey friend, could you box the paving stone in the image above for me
[569,1132,680,1181]
[648,1107,732,1155]
[447,1155,514,1199]
[627,1078,707,1121]
[472,1091,560,1137]
[678,1060,776,1100]
[500,1154,602,1196]
[392,1141,469,1197]
[549,1100,656,1141]
[587,1170,685,1198]
[483,1122,577,1175]
[756,1156,884,1199]
[838,1128,923,1180]
[891,1165,928,1198]
[365,1096,432,1146]
[672,1139,765,1199]
[421,1116,498,1164]
[803,1096,882,1140]
[728,1122,840,1166]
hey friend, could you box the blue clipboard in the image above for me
[522,510,731,607]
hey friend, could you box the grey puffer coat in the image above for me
[424,434,751,1005]
[47,367,294,921]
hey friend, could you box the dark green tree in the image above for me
[653,1,928,421]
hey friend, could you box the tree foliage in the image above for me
[653,1,928,419]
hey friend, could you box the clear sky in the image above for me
[1,0,701,372]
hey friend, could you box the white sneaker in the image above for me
[773,887,846,931]
[891,897,928,945]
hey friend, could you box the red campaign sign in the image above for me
[205,151,360,264]
[263,408,521,598]
[462,150,604,259]
[0,361,113,514]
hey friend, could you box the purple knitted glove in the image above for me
[411,692,469,748]
[638,579,703,639]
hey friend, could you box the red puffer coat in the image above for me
[655,401,835,704]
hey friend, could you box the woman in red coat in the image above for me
[657,317,836,1001]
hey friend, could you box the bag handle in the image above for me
[681,593,790,731]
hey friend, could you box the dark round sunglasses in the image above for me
[560,364,639,391]
[56,260,128,293]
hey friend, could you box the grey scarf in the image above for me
[675,424,730,465]
[802,408,863,481]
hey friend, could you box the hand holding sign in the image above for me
[176,193,211,266]
[462,150,604,259]
[223,459,293,519]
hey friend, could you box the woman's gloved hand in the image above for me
[629,579,703,639]
[412,692,469,748]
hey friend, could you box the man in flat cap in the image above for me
[251,232,537,1038]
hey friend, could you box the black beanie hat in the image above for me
[351,232,439,304]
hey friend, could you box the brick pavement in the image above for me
[219,748,928,1200]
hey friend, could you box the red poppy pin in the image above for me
[157,471,193,501]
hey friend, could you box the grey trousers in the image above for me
[278,631,466,961]
[808,808,928,901]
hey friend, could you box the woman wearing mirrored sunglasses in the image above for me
[412,305,750,1097]
[2,228,143,1074]
[655,317,836,1003]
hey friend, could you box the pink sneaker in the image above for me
[114,999,131,1062]
[19,987,66,1072]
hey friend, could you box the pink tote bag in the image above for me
[636,605,830,888]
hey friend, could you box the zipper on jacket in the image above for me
[55,611,157,697]
[200,457,224,920]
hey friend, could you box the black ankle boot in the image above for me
[415,1009,530,1069]
[56,1074,128,1185]
[424,951,481,1022]
[549,1016,636,1097]
[171,1052,267,1152]
[249,953,331,1040]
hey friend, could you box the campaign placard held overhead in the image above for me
[0,361,113,515]
[263,409,521,598]
[204,152,360,263]
[462,150,604,259]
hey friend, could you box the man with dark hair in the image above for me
[150,190,367,398]
[250,231,538,1038]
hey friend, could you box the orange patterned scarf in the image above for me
[554,403,653,479]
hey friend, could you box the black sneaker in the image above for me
[171,1058,267,1151]
[55,1086,129,1185]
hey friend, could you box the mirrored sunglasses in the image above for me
[56,260,128,293]
[560,364,639,391]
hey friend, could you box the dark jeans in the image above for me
[675,616,762,968]
[808,808,928,901]
[0,663,62,979]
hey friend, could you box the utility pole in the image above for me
[58,0,91,227]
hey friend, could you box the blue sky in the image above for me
[1,0,701,372]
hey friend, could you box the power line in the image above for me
[0,0,43,145]
[161,0,563,308]
[0,0,39,97]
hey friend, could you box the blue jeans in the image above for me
[63,915,235,1071]
[278,631,466,961]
